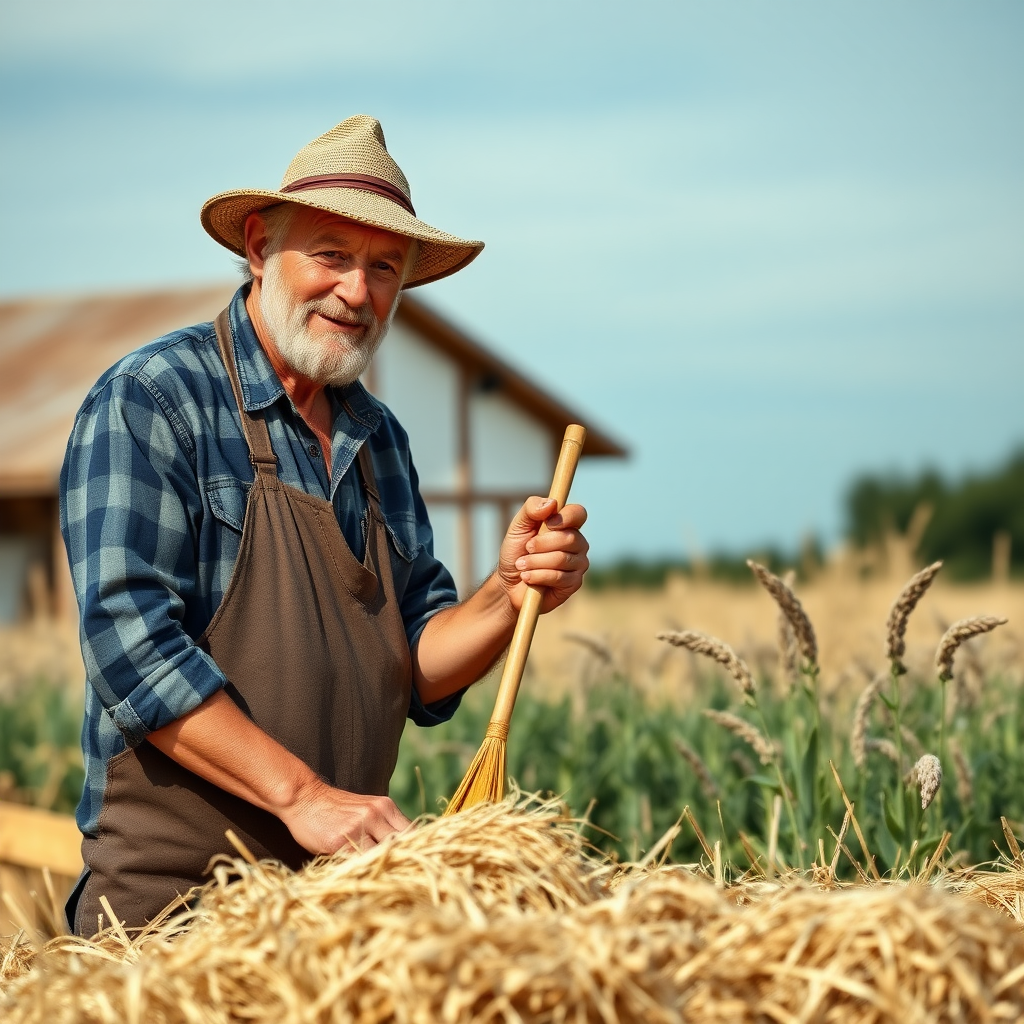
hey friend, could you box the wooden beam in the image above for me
[420,490,534,506]
[0,471,58,498]
[0,801,82,877]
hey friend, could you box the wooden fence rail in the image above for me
[0,801,81,938]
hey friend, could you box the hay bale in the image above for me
[2,797,1023,1022]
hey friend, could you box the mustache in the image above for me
[307,299,376,328]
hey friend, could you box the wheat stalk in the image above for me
[865,737,902,766]
[936,617,1008,681]
[746,561,817,668]
[884,561,943,674]
[776,570,800,686]
[904,753,943,810]
[851,673,886,769]
[702,709,776,765]
[562,630,614,665]
[674,739,719,799]
[949,737,974,808]
[729,749,757,777]
[657,630,756,696]
[900,725,924,759]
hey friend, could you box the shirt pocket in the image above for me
[382,510,421,564]
[206,477,252,534]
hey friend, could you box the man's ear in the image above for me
[243,212,270,282]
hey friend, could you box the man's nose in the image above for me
[333,265,369,308]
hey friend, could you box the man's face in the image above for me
[249,206,412,387]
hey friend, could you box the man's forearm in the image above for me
[412,572,520,705]
[147,689,411,854]
[147,688,317,817]
[412,496,590,705]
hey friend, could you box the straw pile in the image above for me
[2,797,1023,1023]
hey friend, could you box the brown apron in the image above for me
[73,309,412,934]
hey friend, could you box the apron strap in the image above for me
[214,308,279,476]
[355,440,382,507]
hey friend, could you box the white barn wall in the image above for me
[370,321,458,491]
[424,504,458,586]
[367,323,560,595]
[471,503,503,587]
[469,392,551,493]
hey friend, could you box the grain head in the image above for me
[657,629,756,696]
[936,616,1009,681]
[885,561,943,674]
[746,561,818,669]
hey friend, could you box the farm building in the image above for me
[0,285,624,621]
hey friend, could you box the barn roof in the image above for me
[0,284,625,496]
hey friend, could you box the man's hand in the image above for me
[411,498,589,704]
[277,778,411,855]
[495,497,590,615]
[149,689,410,856]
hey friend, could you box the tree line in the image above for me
[587,447,1023,588]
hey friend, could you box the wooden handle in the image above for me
[489,424,587,729]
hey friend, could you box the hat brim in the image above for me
[201,188,484,288]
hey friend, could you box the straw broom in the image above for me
[444,424,587,815]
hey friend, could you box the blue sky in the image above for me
[1,1,1021,563]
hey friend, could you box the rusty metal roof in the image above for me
[0,285,238,496]
[0,284,625,496]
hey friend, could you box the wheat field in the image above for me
[2,543,1023,1020]
[528,547,1023,704]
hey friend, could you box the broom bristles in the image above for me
[444,734,508,815]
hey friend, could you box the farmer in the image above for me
[60,115,590,935]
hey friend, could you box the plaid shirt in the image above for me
[60,286,461,836]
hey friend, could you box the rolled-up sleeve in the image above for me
[60,372,228,745]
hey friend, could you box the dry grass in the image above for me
[2,796,1023,1023]
[0,619,81,699]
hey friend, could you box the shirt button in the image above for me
[308,443,321,459]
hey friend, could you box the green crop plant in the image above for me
[395,560,1019,879]
[0,677,84,814]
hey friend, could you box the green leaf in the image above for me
[799,726,819,826]
[882,790,904,844]
[914,834,943,863]
[874,821,899,870]
[746,773,782,792]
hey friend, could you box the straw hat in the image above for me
[201,115,484,288]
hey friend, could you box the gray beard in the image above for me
[258,253,393,387]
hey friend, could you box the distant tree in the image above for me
[844,449,1024,580]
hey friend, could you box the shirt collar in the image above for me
[225,284,382,430]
